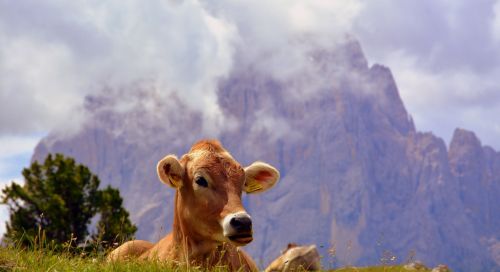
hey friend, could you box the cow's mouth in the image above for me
[228,233,253,245]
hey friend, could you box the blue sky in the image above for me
[0,134,41,235]
[1,0,500,236]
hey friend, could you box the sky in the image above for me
[0,0,500,235]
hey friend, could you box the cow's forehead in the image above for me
[184,141,243,180]
[189,139,226,154]
[188,151,242,176]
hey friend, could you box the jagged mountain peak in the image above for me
[449,128,482,150]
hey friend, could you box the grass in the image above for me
[0,246,434,272]
[332,266,430,272]
[0,246,232,272]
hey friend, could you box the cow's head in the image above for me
[157,140,279,246]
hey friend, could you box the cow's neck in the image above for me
[171,192,219,262]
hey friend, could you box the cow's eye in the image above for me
[195,176,208,187]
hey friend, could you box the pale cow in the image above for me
[265,243,321,272]
[108,140,280,271]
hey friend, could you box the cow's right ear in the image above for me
[157,155,184,188]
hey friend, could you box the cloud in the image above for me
[250,109,295,142]
[354,0,499,72]
[382,50,500,147]
[0,37,85,135]
[205,0,363,78]
[493,0,500,42]
[352,0,500,148]
[0,135,41,159]
[1,0,499,150]
[0,0,237,137]
[0,0,366,143]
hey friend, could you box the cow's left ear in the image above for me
[157,155,185,188]
[244,161,280,194]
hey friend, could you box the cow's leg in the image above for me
[107,240,154,262]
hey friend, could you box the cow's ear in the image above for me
[157,155,184,188]
[244,162,280,194]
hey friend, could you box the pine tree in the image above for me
[93,186,137,247]
[1,153,136,250]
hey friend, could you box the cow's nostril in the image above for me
[229,216,252,232]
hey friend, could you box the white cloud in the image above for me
[351,0,500,148]
[204,0,363,81]
[0,0,367,142]
[0,36,85,135]
[0,204,9,238]
[1,0,499,151]
[0,176,23,238]
[493,0,500,42]
[383,50,500,147]
[251,110,294,142]
[0,0,237,137]
[287,1,362,35]
[0,135,41,160]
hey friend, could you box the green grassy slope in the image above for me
[0,247,433,272]
[0,246,208,272]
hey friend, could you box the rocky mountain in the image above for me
[32,38,499,271]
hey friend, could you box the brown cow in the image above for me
[108,140,280,271]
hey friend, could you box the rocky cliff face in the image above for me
[448,129,500,268]
[32,38,499,271]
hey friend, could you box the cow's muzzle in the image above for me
[222,211,253,245]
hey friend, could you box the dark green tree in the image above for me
[93,186,137,246]
[1,153,136,249]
